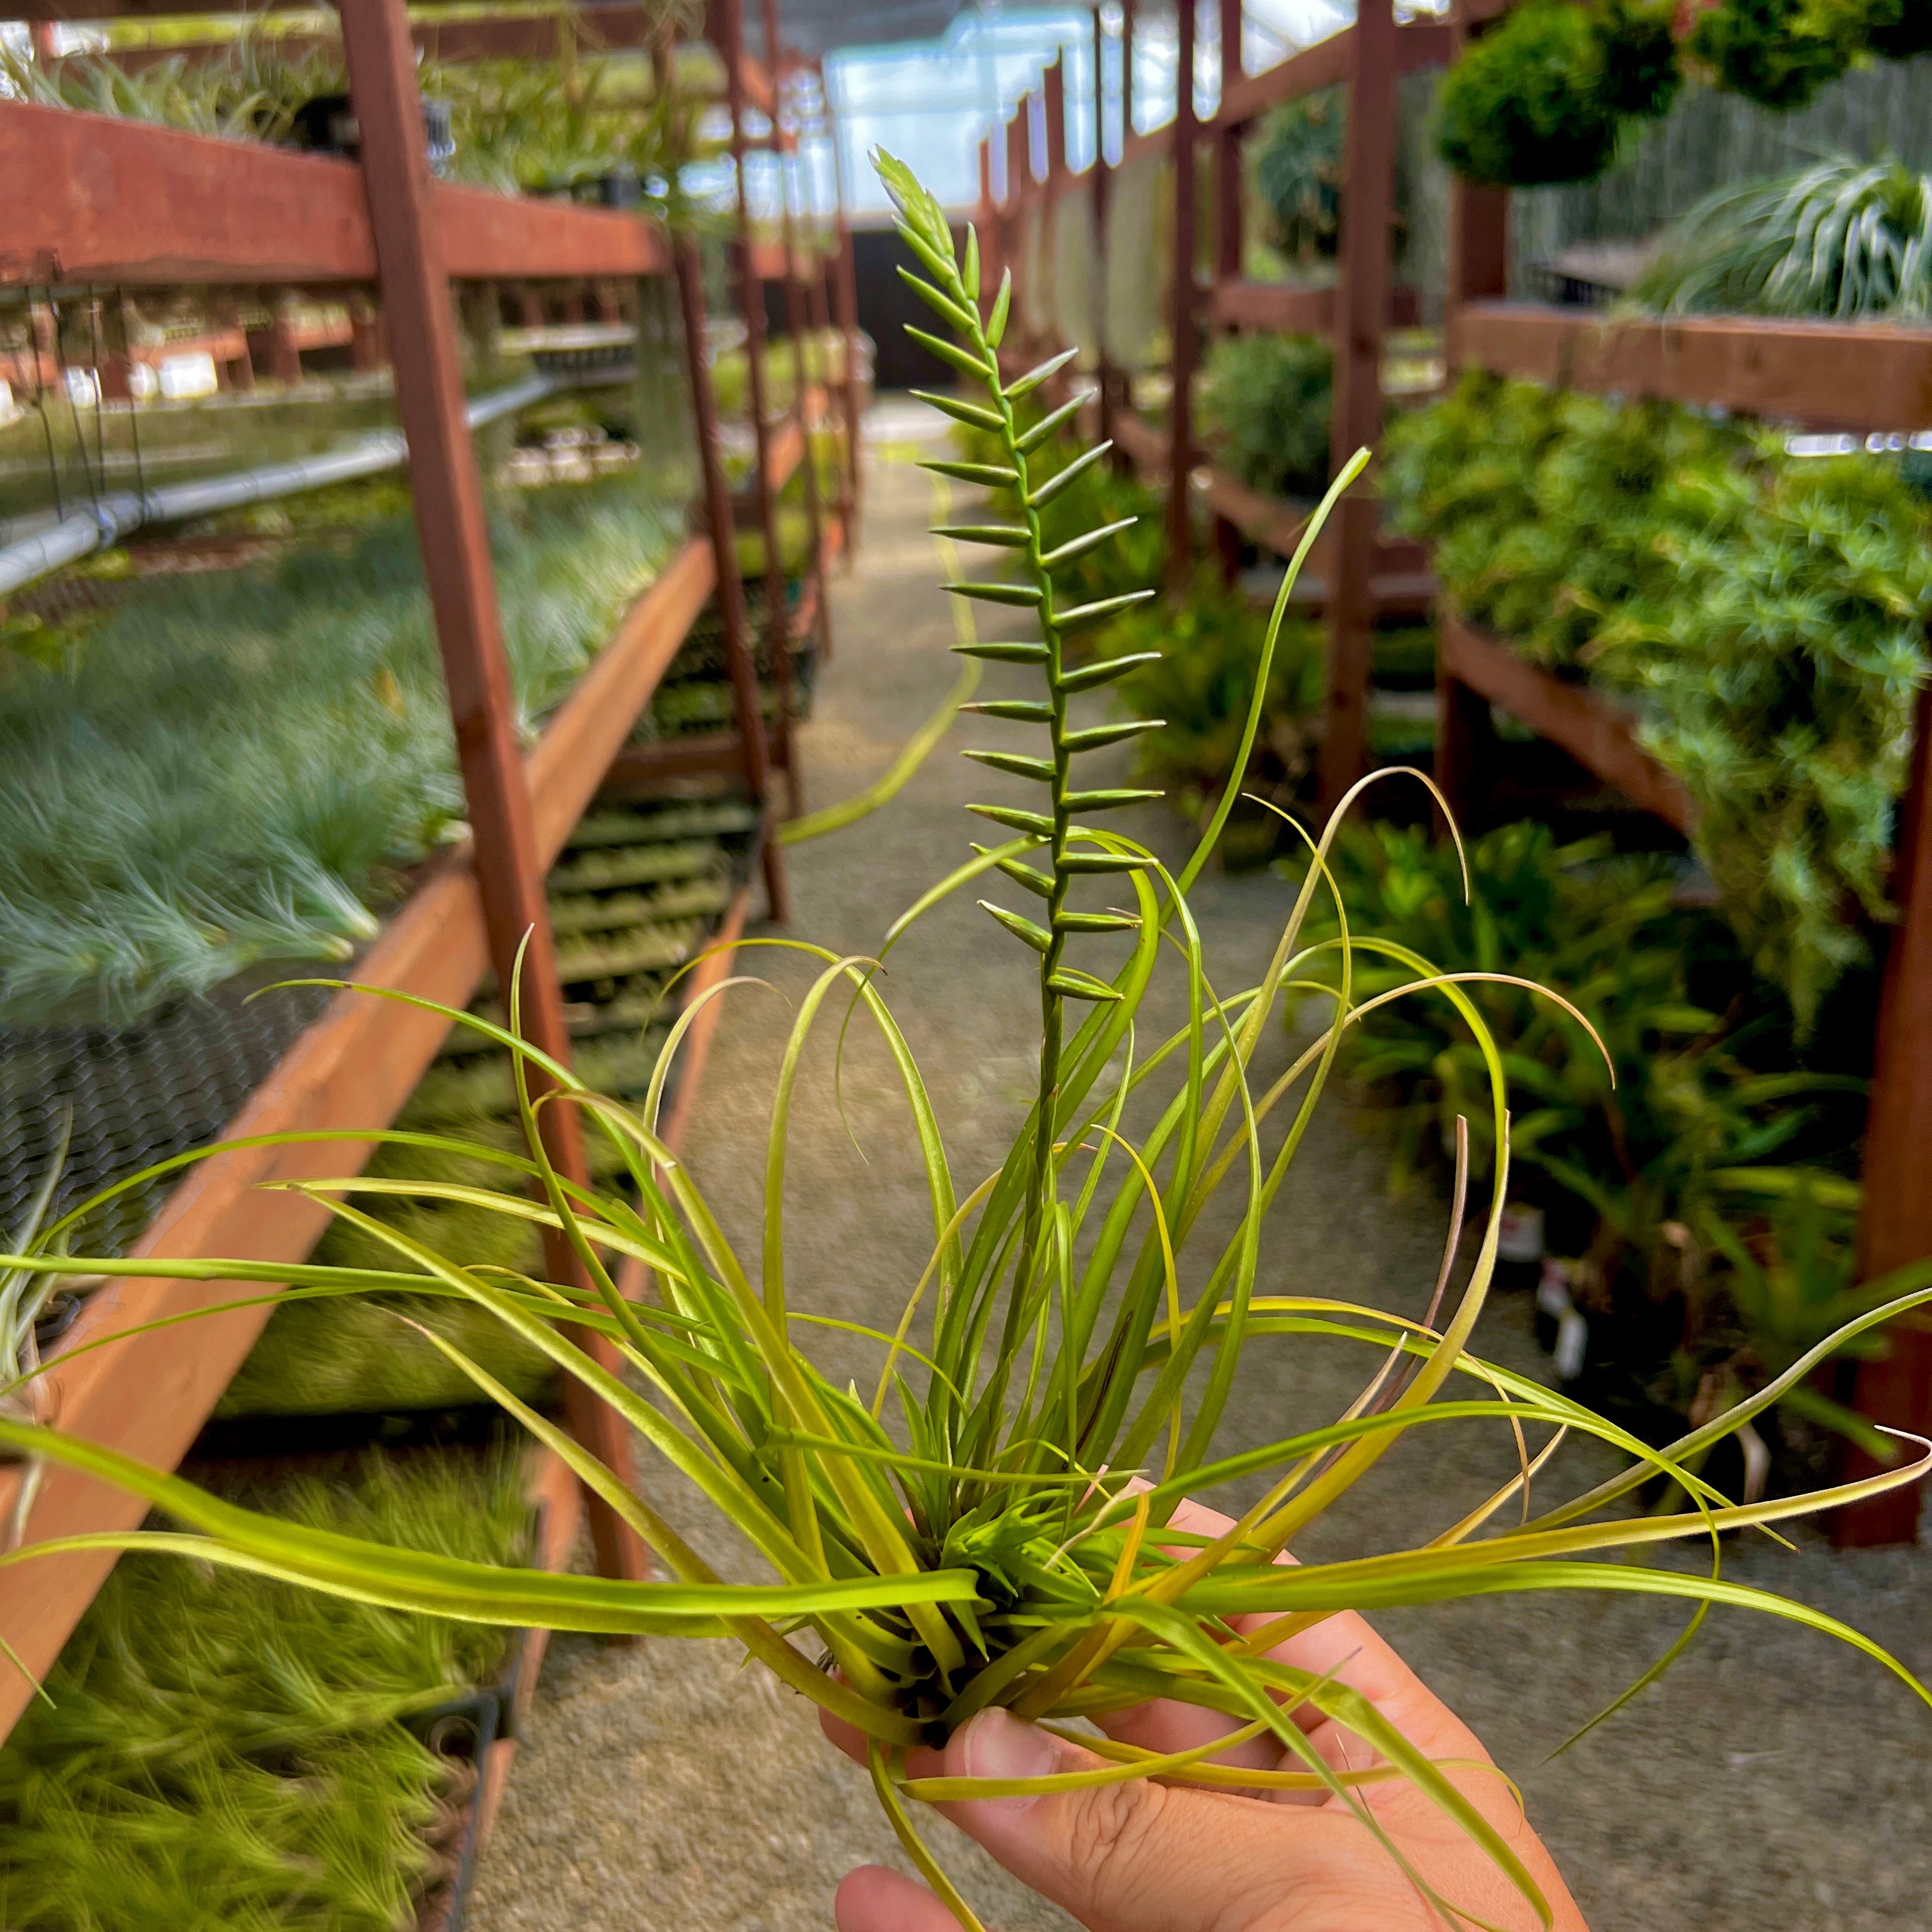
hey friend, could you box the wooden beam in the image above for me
[1437,613,1698,834]
[341,0,649,1588]
[1837,681,1932,1545]
[1165,0,1200,594]
[1208,280,1421,334]
[0,100,666,288]
[1318,0,1397,813]
[1459,303,1932,433]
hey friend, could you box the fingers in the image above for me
[930,1707,1294,1932]
[834,1866,960,1932]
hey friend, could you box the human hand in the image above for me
[821,1497,1588,1932]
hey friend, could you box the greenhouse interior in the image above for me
[0,0,1929,1928]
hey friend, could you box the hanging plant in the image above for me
[1684,0,1863,111]
[1435,0,1680,189]
[1862,0,1932,59]
[1252,88,1346,263]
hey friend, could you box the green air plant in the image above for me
[1636,153,1932,320]
[1197,332,1335,503]
[0,1448,525,1932]
[1434,0,1680,190]
[3,153,1932,1932]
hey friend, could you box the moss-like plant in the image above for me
[1382,369,1932,1023]
[0,1448,523,1932]
[1435,0,1678,189]
[4,155,1932,1932]
[1685,0,1862,111]
[1197,332,1335,502]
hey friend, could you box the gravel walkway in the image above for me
[469,404,1932,1932]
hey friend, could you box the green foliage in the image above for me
[1098,571,1324,808]
[1288,821,1872,1436]
[0,477,679,1025]
[1382,371,1932,1020]
[0,1448,524,1932]
[1436,0,1680,188]
[1252,89,1345,263]
[1685,0,1862,111]
[1864,0,1932,58]
[1636,155,1932,319]
[7,151,1932,1932]
[1197,333,1334,502]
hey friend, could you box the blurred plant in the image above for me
[1435,0,1680,189]
[1099,569,1324,815]
[1685,0,1862,111]
[1253,89,1346,264]
[1382,370,1932,1022]
[0,1448,525,1932]
[1197,333,1335,502]
[0,476,680,1024]
[1636,154,1932,320]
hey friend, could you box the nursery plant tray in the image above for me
[0,530,730,1745]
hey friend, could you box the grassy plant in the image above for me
[1383,369,1932,1023]
[3,153,1931,1932]
[1197,332,1335,503]
[1636,154,1932,320]
[0,475,680,1025]
[0,1447,524,1931]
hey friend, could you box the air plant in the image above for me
[0,476,680,1025]
[1636,153,1932,321]
[1684,0,1862,112]
[0,1447,525,1932]
[3,154,1931,1932]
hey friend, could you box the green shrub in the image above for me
[1197,333,1333,502]
[1252,89,1346,263]
[1284,820,1871,1441]
[1685,0,1862,110]
[0,1448,525,1932]
[1381,371,1932,1021]
[1435,2,1637,187]
[1864,0,1932,58]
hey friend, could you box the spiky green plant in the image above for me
[3,154,1932,1932]
[1636,154,1932,321]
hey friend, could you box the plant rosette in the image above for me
[2,155,1931,1932]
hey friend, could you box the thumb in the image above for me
[933,1708,1293,1932]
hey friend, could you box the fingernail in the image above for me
[962,1708,1058,1808]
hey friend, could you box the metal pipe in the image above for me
[0,369,567,601]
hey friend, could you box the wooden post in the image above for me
[337,0,650,1588]
[1836,684,1932,1545]
[1316,0,1397,814]
[1092,7,1114,450]
[1122,0,1136,135]
[818,56,864,529]
[677,232,789,924]
[1005,107,1031,358]
[1209,0,1245,579]
[977,135,999,303]
[722,0,799,820]
[765,0,832,674]
[1165,0,1199,597]
[1433,0,1512,832]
